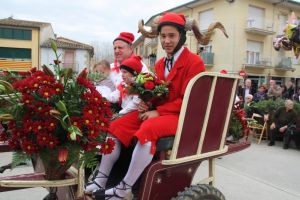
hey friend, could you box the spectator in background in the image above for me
[253,84,267,102]
[244,94,254,118]
[287,80,296,99]
[94,60,115,97]
[245,94,264,118]
[293,88,300,103]
[268,100,297,149]
[267,80,282,100]
[238,78,256,104]
[281,85,289,99]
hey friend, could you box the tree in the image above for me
[90,40,114,63]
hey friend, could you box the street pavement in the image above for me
[0,139,300,200]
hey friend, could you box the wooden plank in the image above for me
[0,142,10,152]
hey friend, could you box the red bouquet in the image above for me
[128,72,169,104]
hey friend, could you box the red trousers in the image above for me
[109,111,178,154]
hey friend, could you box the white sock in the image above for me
[105,141,153,198]
[85,136,121,192]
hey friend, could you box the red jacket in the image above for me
[155,47,205,116]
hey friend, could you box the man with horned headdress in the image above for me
[87,12,227,199]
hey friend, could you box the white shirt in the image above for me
[244,88,250,99]
[101,83,141,115]
[164,47,185,77]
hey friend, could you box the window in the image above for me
[199,9,213,31]
[279,14,288,34]
[0,47,31,60]
[246,41,263,64]
[248,6,265,29]
[199,42,212,53]
[0,28,32,40]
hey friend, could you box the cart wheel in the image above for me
[172,184,225,200]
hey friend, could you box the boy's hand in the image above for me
[139,110,159,121]
[138,101,149,112]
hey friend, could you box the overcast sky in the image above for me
[0,0,192,44]
[2,0,300,45]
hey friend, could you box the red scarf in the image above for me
[117,82,127,103]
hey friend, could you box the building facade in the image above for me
[0,17,94,72]
[41,37,94,73]
[134,0,300,90]
[0,17,54,71]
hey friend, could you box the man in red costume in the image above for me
[110,32,148,87]
[87,12,205,199]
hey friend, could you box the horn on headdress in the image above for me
[138,16,161,38]
[185,19,228,45]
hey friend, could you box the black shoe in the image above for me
[283,144,289,149]
[268,141,275,146]
[93,180,132,200]
[84,171,108,194]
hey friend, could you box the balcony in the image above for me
[200,52,214,66]
[274,57,295,71]
[243,57,272,69]
[0,59,32,71]
[245,19,275,35]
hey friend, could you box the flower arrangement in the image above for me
[228,103,249,141]
[0,41,113,179]
[128,72,169,105]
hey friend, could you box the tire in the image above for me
[172,184,225,200]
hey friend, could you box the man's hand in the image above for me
[279,125,288,133]
[270,123,276,130]
[138,101,149,112]
[139,110,159,121]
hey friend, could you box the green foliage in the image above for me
[228,115,243,140]
[11,151,31,169]
[87,72,107,84]
[250,99,285,114]
[79,149,99,169]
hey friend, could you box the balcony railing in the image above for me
[245,19,275,35]
[274,57,295,71]
[243,57,272,68]
[200,52,214,66]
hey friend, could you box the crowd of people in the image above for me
[237,78,300,150]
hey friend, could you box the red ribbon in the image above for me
[111,60,120,73]
[117,82,127,103]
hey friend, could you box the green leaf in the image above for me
[50,40,57,52]
[79,150,99,169]
[56,100,67,113]
[68,125,83,141]
[11,151,30,169]
[0,84,5,91]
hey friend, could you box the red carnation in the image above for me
[144,81,155,90]
[0,132,8,141]
[21,139,37,155]
[100,138,115,155]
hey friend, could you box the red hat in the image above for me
[113,32,135,45]
[159,12,186,26]
[120,56,142,75]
